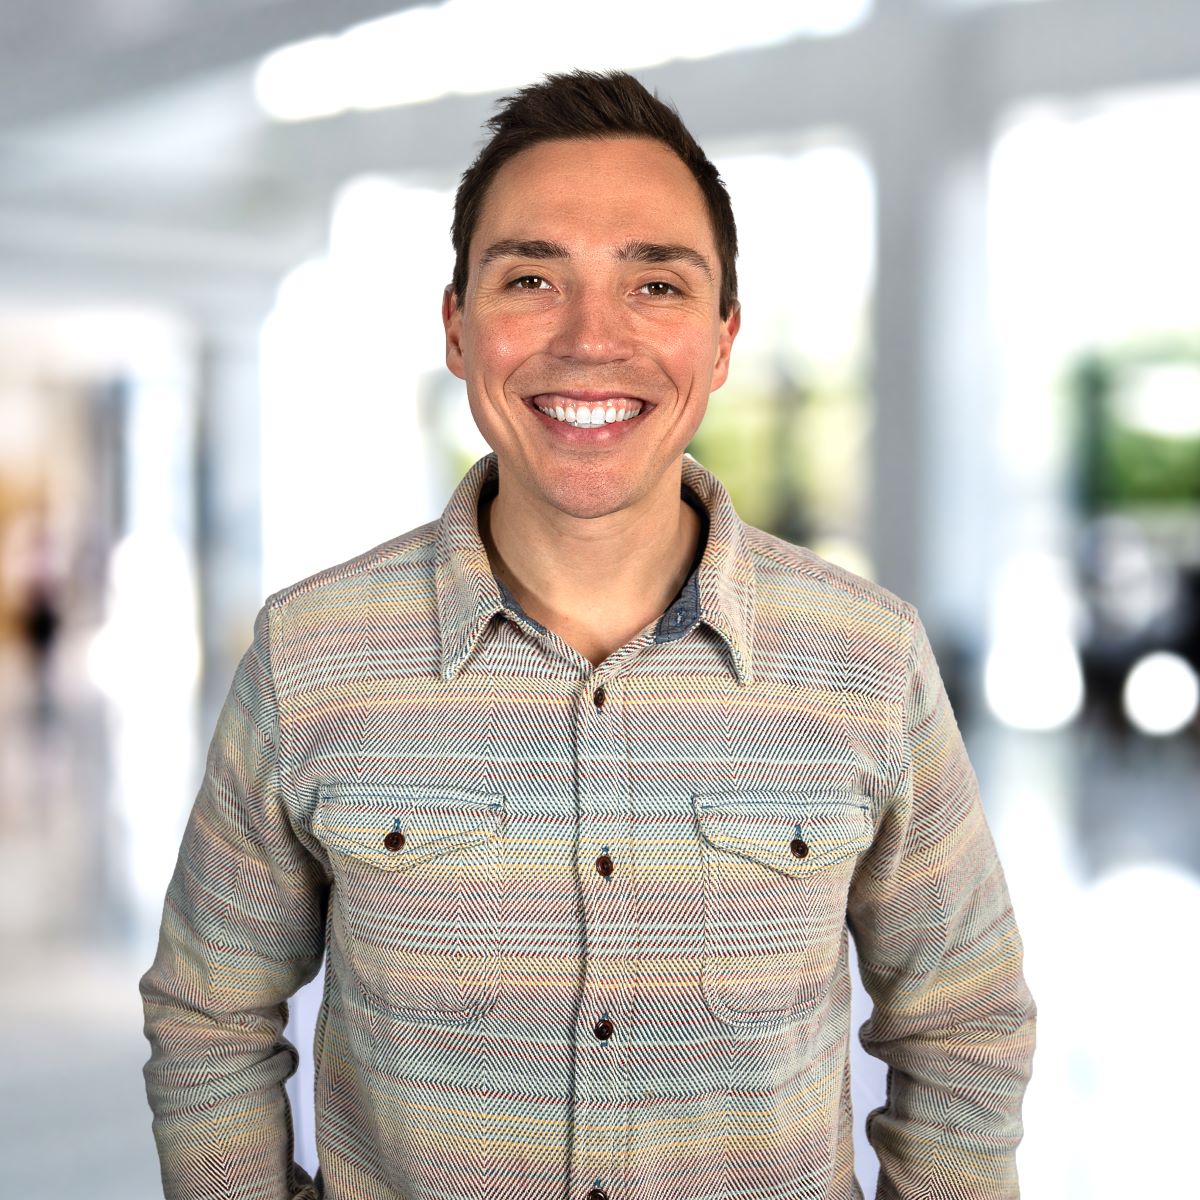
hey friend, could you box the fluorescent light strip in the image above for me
[255,0,871,122]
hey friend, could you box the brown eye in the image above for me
[640,281,676,296]
[511,275,547,290]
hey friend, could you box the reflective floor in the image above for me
[1,631,1193,1198]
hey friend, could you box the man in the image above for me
[140,71,1035,1200]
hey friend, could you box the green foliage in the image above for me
[1102,429,1200,505]
[1066,336,1200,512]
[688,372,868,544]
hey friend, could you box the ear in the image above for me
[442,284,466,380]
[709,301,741,393]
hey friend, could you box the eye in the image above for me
[509,275,550,290]
[638,280,679,297]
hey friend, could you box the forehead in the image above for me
[472,136,716,255]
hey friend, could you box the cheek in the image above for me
[666,330,724,384]
[464,311,546,376]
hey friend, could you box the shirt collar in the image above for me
[434,453,754,684]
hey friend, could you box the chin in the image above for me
[543,487,631,521]
[536,465,643,521]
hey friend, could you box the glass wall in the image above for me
[985,84,1200,1198]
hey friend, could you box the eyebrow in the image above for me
[476,237,714,280]
[616,239,714,280]
[477,239,569,268]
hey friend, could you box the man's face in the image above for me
[443,135,739,521]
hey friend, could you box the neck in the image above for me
[479,463,701,668]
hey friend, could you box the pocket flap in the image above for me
[693,789,873,878]
[313,781,504,871]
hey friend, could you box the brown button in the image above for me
[383,829,405,851]
[790,837,808,859]
[593,686,607,708]
[595,854,614,877]
[593,1018,614,1040]
[587,1190,609,1200]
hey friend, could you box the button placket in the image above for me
[570,673,633,1200]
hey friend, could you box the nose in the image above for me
[547,285,635,363]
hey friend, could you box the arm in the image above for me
[848,611,1036,1199]
[139,602,328,1200]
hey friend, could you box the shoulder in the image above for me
[742,523,917,643]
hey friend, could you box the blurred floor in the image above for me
[0,622,1194,1198]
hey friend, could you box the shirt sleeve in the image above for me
[847,610,1036,1199]
[139,601,328,1200]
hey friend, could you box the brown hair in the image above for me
[451,70,738,318]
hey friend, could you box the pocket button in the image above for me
[789,836,809,859]
[383,829,405,851]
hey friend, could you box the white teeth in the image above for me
[534,398,644,427]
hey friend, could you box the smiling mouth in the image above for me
[528,394,645,428]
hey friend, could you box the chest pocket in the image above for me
[313,782,504,1020]
[694,790,874,1024]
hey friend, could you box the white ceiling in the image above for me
[0,0,1196,325]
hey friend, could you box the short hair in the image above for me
[451,70,738,319]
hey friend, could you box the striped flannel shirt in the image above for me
[139,451,1035,1200]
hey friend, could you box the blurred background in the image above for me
[1,0,1198,1196]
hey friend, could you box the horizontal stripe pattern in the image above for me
[140,452,1034,1199]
